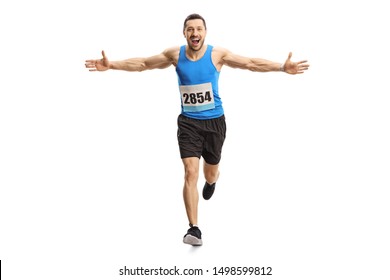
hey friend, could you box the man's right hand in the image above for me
[85,50,110,71]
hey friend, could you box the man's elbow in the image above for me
[138,62,147,72]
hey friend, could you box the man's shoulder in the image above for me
[211,46,229,63]
[162,46,181,65]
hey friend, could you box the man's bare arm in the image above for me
[85,47,179,72]
[110,51,173,71]
[224,53,281,72]
[215,48,309,74]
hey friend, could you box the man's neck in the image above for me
[186,44,207,61]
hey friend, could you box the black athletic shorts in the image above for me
[177,114,226,165]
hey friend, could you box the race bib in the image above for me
[179,82,215,112]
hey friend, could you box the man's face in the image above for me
[183,19,207,51]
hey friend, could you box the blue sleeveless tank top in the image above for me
[176,45,224,120]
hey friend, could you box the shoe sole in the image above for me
[183,235,203,246]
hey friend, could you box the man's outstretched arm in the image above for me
[217,48,309,74]
[85,48,177,72]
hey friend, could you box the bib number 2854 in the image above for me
[179,82,215,112]
[182,91,212,104]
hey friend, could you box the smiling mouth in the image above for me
[191,38,200,45]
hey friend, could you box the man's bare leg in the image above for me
[182,157,203,246]
[203,161,220,185]
[182,157,200,226]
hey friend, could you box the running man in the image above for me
[85,13,309,246]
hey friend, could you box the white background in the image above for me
[1,0,389,279]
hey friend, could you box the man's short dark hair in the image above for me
[183,14,207,31]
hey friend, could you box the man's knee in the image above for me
[183,158,200,183]
[185,166,199,182]
[204,164,219,183]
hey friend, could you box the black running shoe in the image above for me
[202,182,216,200]
[183,226,202,246]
